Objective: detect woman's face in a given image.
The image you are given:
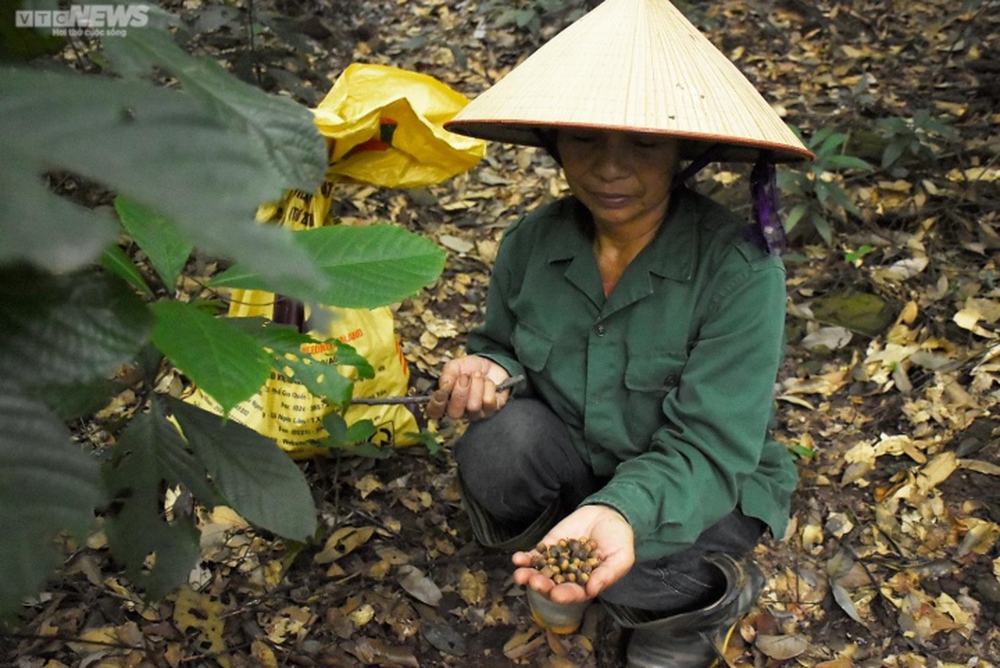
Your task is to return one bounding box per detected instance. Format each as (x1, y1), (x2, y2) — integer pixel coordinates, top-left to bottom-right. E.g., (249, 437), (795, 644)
(556, 129), (680, 233)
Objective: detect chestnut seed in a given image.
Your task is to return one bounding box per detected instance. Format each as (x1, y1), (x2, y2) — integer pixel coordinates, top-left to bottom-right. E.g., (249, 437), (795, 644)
(530, 536), (600, 583)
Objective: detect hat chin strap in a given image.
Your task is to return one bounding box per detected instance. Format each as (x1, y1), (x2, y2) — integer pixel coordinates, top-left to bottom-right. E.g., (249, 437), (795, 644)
(749, 151), (786, 255)
(670, 143), (727, 188)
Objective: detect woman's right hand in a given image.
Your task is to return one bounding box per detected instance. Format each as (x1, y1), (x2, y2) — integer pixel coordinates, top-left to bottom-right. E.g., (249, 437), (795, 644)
(426, 355), (511, 421)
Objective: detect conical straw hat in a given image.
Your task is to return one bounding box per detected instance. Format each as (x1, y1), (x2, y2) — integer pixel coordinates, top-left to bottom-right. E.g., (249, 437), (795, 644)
(446, 0), (812, 163)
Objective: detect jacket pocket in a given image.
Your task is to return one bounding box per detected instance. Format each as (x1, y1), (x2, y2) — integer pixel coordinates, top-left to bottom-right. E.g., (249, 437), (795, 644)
(512, 324), (553, 372)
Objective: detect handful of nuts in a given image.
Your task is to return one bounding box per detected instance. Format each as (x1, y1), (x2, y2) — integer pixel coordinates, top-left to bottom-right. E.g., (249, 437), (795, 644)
(530, 538), (600, 585)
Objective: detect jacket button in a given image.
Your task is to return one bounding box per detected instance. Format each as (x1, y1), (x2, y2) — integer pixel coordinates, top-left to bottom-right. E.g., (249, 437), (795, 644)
(594, 324), (606, 337)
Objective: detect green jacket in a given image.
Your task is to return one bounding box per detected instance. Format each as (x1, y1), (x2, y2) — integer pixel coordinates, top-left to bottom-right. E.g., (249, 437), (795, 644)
(466, 189), (799, 561)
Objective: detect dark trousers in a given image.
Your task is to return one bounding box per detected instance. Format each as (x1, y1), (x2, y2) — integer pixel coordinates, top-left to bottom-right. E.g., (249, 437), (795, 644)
(454, 398), (765, 613)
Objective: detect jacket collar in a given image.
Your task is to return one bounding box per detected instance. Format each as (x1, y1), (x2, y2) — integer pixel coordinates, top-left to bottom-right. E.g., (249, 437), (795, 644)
(546, 189), (699, 284)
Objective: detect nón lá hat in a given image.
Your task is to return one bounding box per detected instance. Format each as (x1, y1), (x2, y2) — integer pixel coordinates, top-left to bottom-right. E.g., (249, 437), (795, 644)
(445, 0), (813, 164)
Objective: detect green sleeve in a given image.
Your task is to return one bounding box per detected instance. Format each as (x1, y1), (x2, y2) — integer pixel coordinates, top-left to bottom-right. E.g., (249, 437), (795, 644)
(464, 220), (527, 383)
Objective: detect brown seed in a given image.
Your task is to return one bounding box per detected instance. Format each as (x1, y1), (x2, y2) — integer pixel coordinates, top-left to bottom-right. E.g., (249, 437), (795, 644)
(530, 536), (599, 582)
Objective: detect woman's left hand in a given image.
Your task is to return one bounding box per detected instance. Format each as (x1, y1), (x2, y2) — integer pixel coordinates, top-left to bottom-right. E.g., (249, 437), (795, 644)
(512, 504), (635, 604)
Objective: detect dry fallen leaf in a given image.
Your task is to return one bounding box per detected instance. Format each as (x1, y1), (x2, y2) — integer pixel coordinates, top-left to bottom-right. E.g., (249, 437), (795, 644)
(396, 565), (442, 606)
(755, 633), (809, 660)
(504, 628), (546, 661)
(345, 637), (420, 668)
(314, 526), (376, 565)
(458, 568), (488, 606)
(172, 587), (231, 668)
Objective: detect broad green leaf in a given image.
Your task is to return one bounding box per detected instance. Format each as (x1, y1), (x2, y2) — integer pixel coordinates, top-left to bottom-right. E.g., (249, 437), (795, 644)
(0, 67), (330, 298)
(102, 403), (207, 599)
(0, 2), (64, 63)
(0, 149), (118, 272)
(0, 266), (152, 388)
(169, 399), (317, 541)
(322, 412), (378, 446)
(226, 319), (374, 406)
(149, 301), (271, 414)
(0, 379), (103, 617)
(114, 196), (193, 290)
(101, 244), (155, 298)
(212, 225), (447, 308)
(271, 354), (354, 408)
(227, 317), (375, 380)
(101, 24), (326, 188)
(321, 413), (386, 458)
(33, 378), (121, 421)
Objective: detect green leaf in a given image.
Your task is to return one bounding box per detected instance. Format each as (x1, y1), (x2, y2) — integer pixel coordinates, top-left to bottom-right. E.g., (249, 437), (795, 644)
(409, 430), (444, 456)
(0, 266), (152, 389)
(0, 0), (65, 63)
(881, 140), (907, 169)
(0, 149), (119, 272)
(0, 379), (103, 617)
(824, 154), (873, 171)
(0, 67), (328, 295)
(226, 319), (374, 405)
(149, 301), (272, 414)
(169, 399), (317, 541)
(101, 244), (155, 298)
(783, 204), (809, 233)
(33, 379), (121, 421)
(114, 196), (193, 290)
(322, 412), (378, 447)
(100, 24), (326, 189)
(274, 355), (354, 408)
(321, 413), (387, 458)
(228, 316), (375, 379)
(812, 213), (834, 246)
(212, 225), (447, 308)
(102, 402), (206, 599)
(787, 443), (815, 459)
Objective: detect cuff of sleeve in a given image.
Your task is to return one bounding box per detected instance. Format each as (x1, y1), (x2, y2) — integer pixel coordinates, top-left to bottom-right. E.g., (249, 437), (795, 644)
(582, 483), (657, 540)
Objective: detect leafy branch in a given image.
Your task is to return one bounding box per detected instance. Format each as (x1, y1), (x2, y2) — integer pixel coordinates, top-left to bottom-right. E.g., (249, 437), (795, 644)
(0, 8), (444, 616)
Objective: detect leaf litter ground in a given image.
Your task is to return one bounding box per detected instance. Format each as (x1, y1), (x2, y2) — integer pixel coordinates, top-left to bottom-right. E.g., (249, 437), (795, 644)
(4, 0), (1000, 666)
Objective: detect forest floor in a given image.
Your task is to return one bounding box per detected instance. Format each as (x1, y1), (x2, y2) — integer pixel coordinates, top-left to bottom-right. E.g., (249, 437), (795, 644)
(3, 0), (1000, 667)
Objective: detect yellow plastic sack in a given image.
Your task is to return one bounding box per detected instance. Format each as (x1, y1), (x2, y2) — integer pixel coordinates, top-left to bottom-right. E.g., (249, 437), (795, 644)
(187, 185), (421, 458)
(185, 65), (485, 457)
(188, 296), (418, 459)
(313, 63), (486, 188)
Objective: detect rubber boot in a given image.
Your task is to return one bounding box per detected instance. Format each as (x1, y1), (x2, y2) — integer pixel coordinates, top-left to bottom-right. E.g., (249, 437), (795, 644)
(604, 553), (764, 668)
